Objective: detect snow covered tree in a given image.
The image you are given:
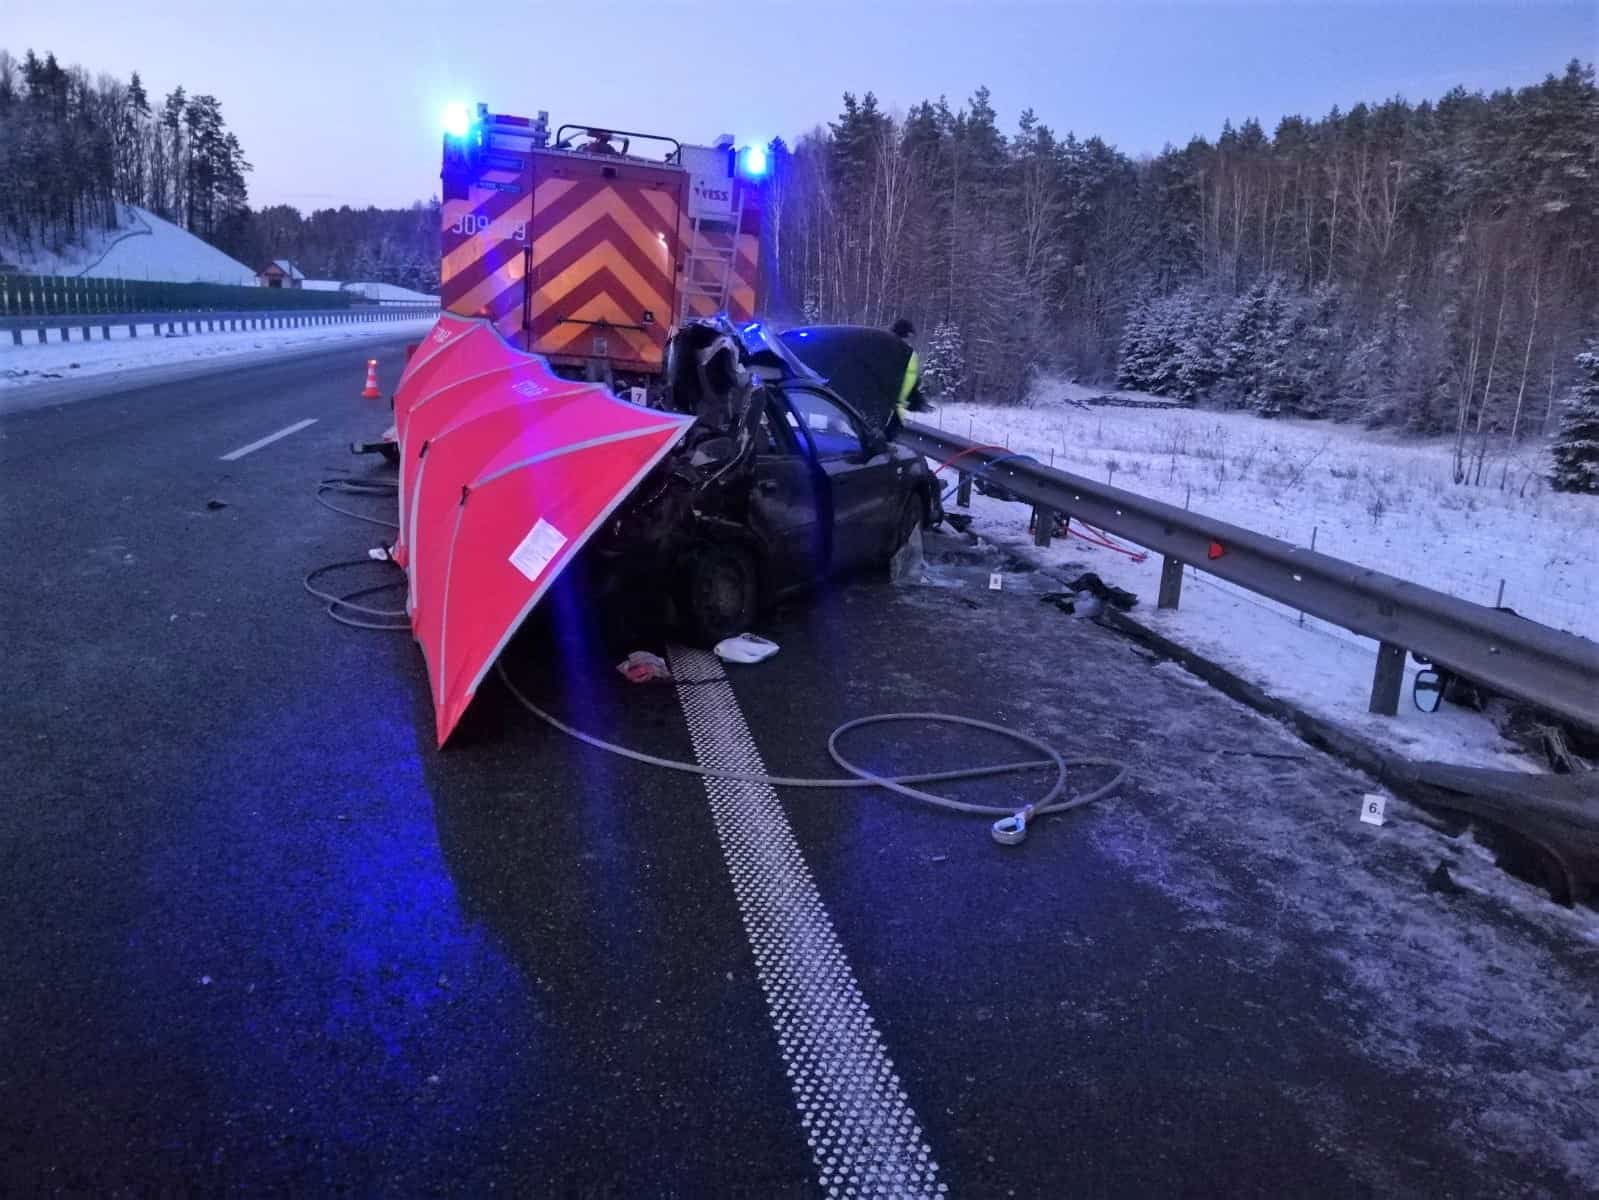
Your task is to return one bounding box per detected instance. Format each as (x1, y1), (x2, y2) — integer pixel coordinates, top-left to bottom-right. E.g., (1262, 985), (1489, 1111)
(1172, 287), (1225, 403)
(1220, 280), (1273, 409)
(1115, 298), (1159, 390)
(1549, 348), (1599, 493)
(921, 319), (966, 399)
(1136, 292), (1186, 397)
(1257, 283), (1310, 416)
(1277, 283), (1343, 417)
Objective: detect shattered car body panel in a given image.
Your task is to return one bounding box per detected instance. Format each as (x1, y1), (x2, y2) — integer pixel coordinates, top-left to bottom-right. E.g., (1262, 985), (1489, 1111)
(587, 321), (943, 636)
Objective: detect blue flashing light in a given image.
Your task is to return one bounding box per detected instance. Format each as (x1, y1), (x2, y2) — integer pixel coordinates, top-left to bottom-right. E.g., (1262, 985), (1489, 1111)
(738, 143), (769, 179)
(441, 101), (473, 140)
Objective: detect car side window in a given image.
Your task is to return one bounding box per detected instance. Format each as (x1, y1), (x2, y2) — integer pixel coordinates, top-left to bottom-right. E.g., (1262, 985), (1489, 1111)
(756, 392), (801, 455)
(783, 387), (863, 460)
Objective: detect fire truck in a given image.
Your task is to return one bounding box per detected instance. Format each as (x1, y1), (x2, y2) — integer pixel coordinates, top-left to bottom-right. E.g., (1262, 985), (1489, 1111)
(438, 101), (767, 397)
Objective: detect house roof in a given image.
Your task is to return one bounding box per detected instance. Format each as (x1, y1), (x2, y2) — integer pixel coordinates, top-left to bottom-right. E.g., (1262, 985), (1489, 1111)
(263, 259), (306, 280)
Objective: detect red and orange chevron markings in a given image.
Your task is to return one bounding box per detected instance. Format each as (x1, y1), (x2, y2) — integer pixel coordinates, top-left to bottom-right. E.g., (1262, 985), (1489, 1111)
(527, 171), (683, 369)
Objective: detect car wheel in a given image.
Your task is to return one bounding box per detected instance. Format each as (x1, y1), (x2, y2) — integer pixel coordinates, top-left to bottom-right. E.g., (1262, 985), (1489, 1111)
(680, 542), (759, 646)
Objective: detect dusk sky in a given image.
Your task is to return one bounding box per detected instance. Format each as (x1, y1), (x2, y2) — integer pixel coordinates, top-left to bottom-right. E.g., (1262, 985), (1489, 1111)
(9, 1), (1595, 211)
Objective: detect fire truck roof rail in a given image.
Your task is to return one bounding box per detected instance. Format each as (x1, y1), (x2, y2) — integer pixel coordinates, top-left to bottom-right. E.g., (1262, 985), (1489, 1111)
(554, 124), (682, 163)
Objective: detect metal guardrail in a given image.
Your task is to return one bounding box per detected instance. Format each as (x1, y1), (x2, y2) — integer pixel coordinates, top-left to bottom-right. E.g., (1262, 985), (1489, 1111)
(897, 421), (1599, 733)
(1, 304), (439, 346)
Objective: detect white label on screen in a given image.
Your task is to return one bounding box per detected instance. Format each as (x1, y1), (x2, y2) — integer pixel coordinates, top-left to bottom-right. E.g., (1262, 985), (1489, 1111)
(508, 518), (568, 583)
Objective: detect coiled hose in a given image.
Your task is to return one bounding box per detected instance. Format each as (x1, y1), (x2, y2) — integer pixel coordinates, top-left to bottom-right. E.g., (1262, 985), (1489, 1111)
(496, 660), (1127, 844)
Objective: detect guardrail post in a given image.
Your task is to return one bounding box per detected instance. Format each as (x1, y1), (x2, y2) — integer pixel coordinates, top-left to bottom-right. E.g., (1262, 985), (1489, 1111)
(128, 321), (137, 338)
(956, 471), (972, 508)
(101, 322), (110, 340)
(1033, 506), (1055, 548)
(1368, 642), (1406, 716)
(1158, 555), (1184, 609)
(9, 329), (20, 346)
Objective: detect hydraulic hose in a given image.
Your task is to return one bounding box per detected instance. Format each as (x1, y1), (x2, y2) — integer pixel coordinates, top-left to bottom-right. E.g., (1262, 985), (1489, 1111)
(315, 476), (400, 529)
(496, 660), (1126, 844)
(304, 559), (408, 630)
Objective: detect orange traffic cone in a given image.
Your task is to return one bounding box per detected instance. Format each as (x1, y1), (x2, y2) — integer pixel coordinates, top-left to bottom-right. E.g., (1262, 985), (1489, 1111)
(361, 359), (382, 399)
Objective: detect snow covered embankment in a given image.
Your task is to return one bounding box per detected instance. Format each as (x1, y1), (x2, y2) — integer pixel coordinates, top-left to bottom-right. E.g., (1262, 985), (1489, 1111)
(1, 203), (258, 284)
(932, 387), (1598, 773)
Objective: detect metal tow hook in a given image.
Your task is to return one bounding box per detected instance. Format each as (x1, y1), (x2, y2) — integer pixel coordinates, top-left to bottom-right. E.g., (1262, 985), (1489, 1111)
(991, 807), (1033, 846)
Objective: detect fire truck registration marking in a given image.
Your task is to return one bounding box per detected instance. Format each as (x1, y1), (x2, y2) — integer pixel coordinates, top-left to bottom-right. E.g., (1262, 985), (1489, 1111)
(449, 213), (527, 241)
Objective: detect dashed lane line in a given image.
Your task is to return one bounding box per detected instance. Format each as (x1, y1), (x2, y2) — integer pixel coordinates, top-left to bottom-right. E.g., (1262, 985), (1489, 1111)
(219, 418), (318, 461)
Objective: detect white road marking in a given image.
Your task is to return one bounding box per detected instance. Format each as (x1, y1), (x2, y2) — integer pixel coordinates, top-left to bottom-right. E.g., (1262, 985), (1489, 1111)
(219, 418), (318, 461)
(667, 645), (945, 1198)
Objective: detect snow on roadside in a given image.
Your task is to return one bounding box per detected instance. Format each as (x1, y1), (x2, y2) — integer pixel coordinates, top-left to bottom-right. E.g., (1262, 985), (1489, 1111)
(938, 389), (1597, 640)
(931, 392), (1599, 772)
(0, 316), (438, 391)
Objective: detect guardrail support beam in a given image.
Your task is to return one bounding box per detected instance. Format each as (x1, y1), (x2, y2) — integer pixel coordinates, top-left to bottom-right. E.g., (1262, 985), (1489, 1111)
(1033, 507), (1055, 548)
(1369, 641), (1406, 716)
(1158, 555), (1184, 610)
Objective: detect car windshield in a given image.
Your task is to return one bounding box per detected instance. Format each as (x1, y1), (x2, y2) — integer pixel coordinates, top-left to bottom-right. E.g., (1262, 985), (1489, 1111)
(732, 321), (825, 386)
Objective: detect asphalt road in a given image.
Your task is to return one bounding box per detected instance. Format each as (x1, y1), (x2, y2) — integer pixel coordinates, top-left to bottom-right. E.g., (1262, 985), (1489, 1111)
(2, 340), (1595, 1195)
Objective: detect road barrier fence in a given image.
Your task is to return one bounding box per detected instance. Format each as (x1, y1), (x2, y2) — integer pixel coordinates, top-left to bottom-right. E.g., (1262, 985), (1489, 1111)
(1, 303), (440, 346)
(897, 421), (1599, 734)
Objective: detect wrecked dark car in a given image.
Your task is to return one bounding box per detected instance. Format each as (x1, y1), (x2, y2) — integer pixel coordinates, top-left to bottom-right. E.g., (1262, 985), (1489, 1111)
(584, 320), (943, 642)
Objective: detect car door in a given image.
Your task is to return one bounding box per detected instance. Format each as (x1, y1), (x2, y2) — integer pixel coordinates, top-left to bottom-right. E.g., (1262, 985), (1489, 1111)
(779, 384), (899, 572)
(749, 390), (827, 590)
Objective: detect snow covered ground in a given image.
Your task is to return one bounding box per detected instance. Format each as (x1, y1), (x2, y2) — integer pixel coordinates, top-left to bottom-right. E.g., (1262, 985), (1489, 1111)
(0, 204), (258, 284)
(0, 315), (437, 399)
(929, 382), (1599, 771)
